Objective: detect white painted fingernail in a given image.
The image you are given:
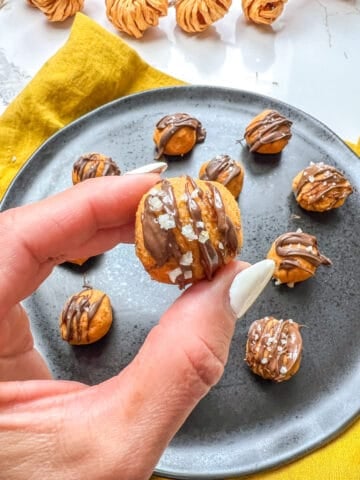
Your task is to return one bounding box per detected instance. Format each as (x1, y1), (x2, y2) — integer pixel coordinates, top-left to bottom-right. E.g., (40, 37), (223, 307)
(229, 259), (275, 319)
(125, 162), (168, 175)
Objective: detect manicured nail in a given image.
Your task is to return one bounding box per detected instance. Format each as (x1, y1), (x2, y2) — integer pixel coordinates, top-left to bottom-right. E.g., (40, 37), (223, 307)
(229, 259), (275, 319)
(125, 162), (168, 175)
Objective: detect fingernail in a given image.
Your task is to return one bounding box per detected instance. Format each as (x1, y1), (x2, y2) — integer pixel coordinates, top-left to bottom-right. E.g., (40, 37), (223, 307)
(229, 259), (275, 319)
(125, 162), (168, 175)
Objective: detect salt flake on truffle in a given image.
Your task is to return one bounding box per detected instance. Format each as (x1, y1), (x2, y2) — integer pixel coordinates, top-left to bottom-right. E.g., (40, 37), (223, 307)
(148, 196), (163, 211)
(198, 230), (210, 243)
(158, 214), (176, 230)
(180, 252), (193, 266)
(181, 224), (198, 240)
(168, 268), (182, 283)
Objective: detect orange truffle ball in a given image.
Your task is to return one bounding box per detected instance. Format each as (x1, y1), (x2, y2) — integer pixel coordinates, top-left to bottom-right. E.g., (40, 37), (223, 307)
(244, 109), (292, 154)
(153, 113), (206, 159)
(72, 153), (121, 185)
(245, 316), (303, 382)
(266, 230), (331, 287)
(135, 176), (242, 288)
(199, 154), (244, 198)
(59, 288), (113, 345)
(292, 162), (353, 212)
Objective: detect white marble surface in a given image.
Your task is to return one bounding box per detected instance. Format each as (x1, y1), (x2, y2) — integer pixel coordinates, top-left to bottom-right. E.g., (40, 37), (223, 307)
(0, 0), (360, 141)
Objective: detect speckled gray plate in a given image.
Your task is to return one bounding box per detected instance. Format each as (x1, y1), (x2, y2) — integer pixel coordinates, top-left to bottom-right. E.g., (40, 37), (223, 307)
(1, 86), (359, 479)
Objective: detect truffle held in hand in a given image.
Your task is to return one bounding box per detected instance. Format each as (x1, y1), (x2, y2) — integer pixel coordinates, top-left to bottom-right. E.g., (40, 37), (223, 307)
(292, 162), (353, 212)
(72, 153), (121, 185)
(28, 0), (84, 21)
(153, 113), (206, 159)
(60, 288), (113, 345)
(199, 154), (244, 198)
(244, 109), (292, 154)
(267, 230), (331, 287)
(135, 176), (242, 288)
(245, 316), (303, 382)
(242, 0), (287, 25)
(175, 0), (232, 33)
(105, 0), (168, 39)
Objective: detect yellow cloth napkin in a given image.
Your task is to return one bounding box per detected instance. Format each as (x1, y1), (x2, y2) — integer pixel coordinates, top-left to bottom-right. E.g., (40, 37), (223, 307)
(0, 13), (184, 198)
(346, 138), (360, 156)
(0, 12), (359, 480)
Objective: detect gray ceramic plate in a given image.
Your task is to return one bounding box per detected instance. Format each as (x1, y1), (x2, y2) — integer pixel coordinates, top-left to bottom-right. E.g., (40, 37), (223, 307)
(1, 86), (359, 479)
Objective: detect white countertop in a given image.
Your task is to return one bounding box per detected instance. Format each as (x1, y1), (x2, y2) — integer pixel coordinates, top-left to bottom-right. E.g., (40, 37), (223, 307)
(1, 0), (360, 142)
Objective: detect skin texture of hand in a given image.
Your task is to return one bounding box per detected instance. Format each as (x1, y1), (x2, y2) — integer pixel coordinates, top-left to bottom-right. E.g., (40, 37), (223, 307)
(0, 174), (249, 480)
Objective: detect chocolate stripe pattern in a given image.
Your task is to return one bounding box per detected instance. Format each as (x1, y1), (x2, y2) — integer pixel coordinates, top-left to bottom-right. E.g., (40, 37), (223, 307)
(141, 177), (239, 287)
(60, 289), (106, 343)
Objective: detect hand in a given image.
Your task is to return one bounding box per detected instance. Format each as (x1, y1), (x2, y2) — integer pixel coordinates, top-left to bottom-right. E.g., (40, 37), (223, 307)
(0, 173), (273, 480)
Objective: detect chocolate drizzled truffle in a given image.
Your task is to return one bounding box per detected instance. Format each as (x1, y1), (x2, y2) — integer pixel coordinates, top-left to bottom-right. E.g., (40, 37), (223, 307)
(135, 176), (242, 288)
(59, 288), (113, 345)
(245, 316), (303, 382)
(199, 154), (245, 198)
(244, 109), (292, 154)
(72, 153), (121, 185)
(267, 230), (331, 286)
(153, 113), (206, 159)
(292, 162), (353, 212)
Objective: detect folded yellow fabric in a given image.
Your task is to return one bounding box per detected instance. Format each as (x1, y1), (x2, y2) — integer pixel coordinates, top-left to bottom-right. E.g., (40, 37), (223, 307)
(346, 138), (360, 156)
(0, 12), (358, 480)
(0, 13), (184, 199)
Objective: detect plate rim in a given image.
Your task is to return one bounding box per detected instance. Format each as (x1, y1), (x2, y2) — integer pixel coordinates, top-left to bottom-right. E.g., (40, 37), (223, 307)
(2, 85), (359, 479)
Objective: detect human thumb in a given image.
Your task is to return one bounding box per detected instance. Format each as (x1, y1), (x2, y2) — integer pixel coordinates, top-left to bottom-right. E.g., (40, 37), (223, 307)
(87, 259), (275, 479)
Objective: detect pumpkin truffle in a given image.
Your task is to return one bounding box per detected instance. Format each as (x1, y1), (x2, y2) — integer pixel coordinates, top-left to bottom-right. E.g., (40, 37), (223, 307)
(245, 316), (303, 382)
(72, 153), (121, 185)
(199, 154), (244, 198)
(267, 230), (331, 287)
(292, 162), (353, 212)
(60, 288), (113, 345)
(135, 176), (242, 288)
(153, 113), (206, 159)
(244, 109), (292, 154)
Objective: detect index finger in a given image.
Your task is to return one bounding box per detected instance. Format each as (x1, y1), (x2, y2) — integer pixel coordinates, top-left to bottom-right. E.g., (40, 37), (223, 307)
(0, 174), (158, 315)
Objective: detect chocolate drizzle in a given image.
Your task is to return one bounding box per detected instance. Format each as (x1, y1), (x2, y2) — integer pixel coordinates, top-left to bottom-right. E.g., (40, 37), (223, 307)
(295, 163), (353, 208)
(142, 180), (182, 267)
(200, 155), (242, 185)
(185, 178), (222, 280)
(245, 110), (292, 152)
(275, 231), (331, 273)
(206, 182), (239, 255)
(60, 289), (105, 343)
(141, 176), (239, 287)
(73, 153), (120, 181)
(155, 113), (206, 159)
(246, 317), (303, 382)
